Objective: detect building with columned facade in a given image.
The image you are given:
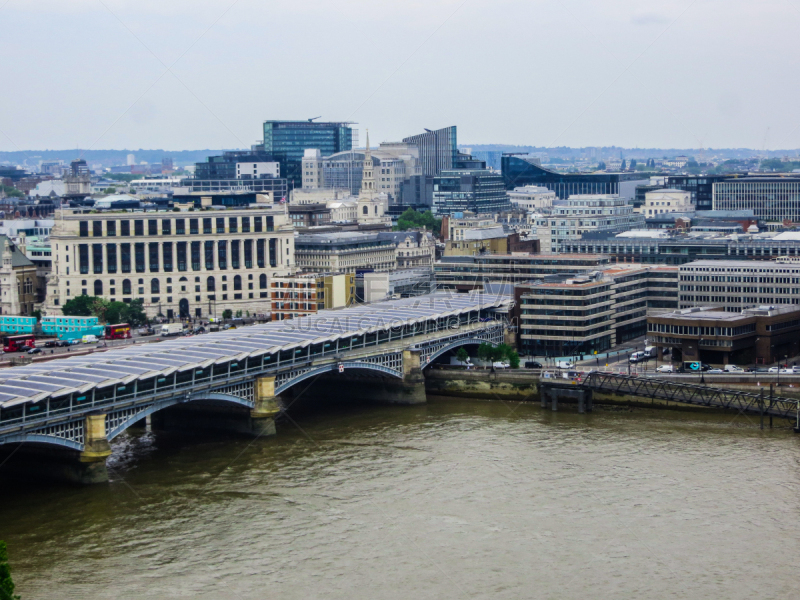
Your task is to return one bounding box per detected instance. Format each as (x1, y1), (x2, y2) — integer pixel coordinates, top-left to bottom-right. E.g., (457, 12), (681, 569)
(43, 206), (295, 320)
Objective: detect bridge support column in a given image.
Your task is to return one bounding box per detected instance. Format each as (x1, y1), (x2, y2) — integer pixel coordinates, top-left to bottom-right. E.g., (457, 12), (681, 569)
(504, 329), (517, 349)
(551, 390), (558, 412)
(396, 349), (427, 405)
(251, 377), (281, 437)
(76, 413), (112, 484)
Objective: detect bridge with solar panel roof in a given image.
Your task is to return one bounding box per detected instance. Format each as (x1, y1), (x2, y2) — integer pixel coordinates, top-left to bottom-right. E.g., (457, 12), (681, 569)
(0, 292), (511, 483)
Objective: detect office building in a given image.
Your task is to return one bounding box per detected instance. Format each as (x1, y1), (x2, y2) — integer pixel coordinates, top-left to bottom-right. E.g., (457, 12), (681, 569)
(713, 177), (800, 223)
(402, 126), (458, 176)
(377, 230), (436, 269)
(294, 231), (397, 273)
(513, 264), (680, 357)
(534, 195), (645, 252)
(269, 272), (355, 320)
(185, 148), (288, 202)
(508, 186), (556, 212)
(647, 304), (800, 365)
(441, 213), (497, 241)
(677, 258), (800, 313)
(0, 235), (40, 316)
(43, 206), (295, 320)
(263, 120), (355, 188)
(434, 253), (612, 291)
(642, 189), (693, 217)
(666, 174), (732, 211)
(432, 169), (511, 216)
(360, 268), (434, 303)
(501, 155), (648, 200)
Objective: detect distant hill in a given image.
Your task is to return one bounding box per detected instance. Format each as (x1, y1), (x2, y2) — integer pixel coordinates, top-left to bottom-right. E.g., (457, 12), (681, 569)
(461, 145), (800, 160)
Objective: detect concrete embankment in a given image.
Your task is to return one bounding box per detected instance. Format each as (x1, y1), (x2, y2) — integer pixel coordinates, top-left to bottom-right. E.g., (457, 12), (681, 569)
(424, 369), (800, 413)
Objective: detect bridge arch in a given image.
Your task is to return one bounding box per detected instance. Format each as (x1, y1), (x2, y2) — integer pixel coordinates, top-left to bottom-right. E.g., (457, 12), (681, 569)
(421, 337), (498, 369)
(275, 361), (404, 395)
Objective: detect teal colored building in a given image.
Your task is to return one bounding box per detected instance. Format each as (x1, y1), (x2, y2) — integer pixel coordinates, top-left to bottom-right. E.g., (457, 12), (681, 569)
(41, 316), (104, 341)
(0, 316), (37, 335)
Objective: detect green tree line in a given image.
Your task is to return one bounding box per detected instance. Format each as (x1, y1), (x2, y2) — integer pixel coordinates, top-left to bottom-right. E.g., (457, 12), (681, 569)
(61, 296), (148, 326)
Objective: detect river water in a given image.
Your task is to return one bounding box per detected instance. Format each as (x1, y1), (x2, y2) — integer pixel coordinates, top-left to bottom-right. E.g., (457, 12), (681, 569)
(2, 398), (800, 599)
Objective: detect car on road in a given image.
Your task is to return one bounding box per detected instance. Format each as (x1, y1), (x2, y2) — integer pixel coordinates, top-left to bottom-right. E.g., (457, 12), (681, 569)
(524, 360), (543, 369)
(56, 340), (70, 347)
(767, 367), (792, 373)
(44, 340), (59, 348)
(707, 368), (725, 374)
(556, 361), (574, 369)
(27, 347), (42, 355)
(69, 339), (80, 345)
(656, 364), (674, 373)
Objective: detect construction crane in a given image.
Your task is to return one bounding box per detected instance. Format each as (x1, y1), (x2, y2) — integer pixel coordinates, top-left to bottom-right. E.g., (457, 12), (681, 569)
(308, 116), (321, 122)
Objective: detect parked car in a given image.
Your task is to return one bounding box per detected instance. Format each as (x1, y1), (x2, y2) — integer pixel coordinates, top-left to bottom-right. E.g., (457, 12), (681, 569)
(44, 340), (59, 348)
(27, 347), (42, 355)
(56, 340), (71, 347)
(656, 364), (674, 373)
(69, 339), (81, 345)
(524, 360), (543, 369)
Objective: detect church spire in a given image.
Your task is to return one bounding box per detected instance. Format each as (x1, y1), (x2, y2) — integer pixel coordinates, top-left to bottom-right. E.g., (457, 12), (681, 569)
(359, 128), (376, 199)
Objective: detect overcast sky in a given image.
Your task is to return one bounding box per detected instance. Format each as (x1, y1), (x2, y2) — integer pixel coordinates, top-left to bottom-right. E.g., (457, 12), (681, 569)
(1, 0), (798, 152)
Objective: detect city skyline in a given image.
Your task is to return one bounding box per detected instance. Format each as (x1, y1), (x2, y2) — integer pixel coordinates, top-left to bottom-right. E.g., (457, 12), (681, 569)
(2, 1), (800, 152)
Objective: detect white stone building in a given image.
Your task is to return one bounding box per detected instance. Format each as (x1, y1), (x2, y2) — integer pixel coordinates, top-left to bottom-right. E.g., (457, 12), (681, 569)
(43, 205), (295, 320)
(508, 185), (556, 212)
(644, 189), (693, 217)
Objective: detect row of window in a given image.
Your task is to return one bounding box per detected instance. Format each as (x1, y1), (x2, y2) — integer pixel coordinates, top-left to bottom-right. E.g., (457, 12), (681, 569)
(77, 240), (279, 274)
(86, 274), (270, 296)
(78, 216), (275, 237)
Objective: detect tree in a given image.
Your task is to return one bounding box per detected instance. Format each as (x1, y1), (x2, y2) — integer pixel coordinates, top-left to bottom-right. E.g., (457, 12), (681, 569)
(103, 187), (117, 195)
(455, 347), (469, 365)
(103, 301), (128, 325)
(126, 299), (148, 327)
(31, 309), (41, 322)
(621, 159), (627, 170)
(395, 208), (441, 233)
(222, 309), (233, 320)
(477, 342), (519, 369)
(597, 161), (606, 170)
(630, 159), (637, 169)
(62, 295), (98, 316)
(91, 298), (110, 323)
(0, 541), (20, 600)
(0, 185), (24, 199)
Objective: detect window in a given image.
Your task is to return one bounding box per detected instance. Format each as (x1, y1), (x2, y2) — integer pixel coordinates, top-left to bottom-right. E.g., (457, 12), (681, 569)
(93, 221), (102, 237)
(231, 240), (240, 269)
(242, 217), (250, 233)
(120, 220), (130, 236)
(229, 217), (238, 233)
(204, 241), (214, 270)
(120, 243), (131, 273)
(92, 244), (103, 274)
(134, 220), (144, 236)
(207, 276), (216, 292)
(257, 239), (265, 268)
(107, 244), (117, 274)
(163, 242), (173, 272)
(259, 274), (267, 289)
(79, 244), (89, 274)
(254, 216), (263, 233)
(122, 279), (131, 295)
(148, 242), (159, 272)
(191, 241), (201, 271)
(216, 217), (225, 234)
(161, 219), (171, 235)
(177, 242), (187, 271)
(218, 240), (227, 269)
(203, 218), (212, 234)
(107, 221), (116, 237)
(363, 206), (368, 215)
(135, 243), (145, 273)
(79, 221), (89, 237)
(151, 279), (159, 294)
(176, 219), (185, 235)
(233, 275), (242, 291)
(148, 220), (158, 236)
(189, 218), (199, 234)
(244, 240), (253, 268)
(94, 280), (103, 295)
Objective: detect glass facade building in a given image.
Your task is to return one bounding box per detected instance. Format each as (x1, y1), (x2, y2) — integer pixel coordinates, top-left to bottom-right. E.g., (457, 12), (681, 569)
(432, 169), (511, 216)
(501, 155), (647, 200)
(666, 174), (731, 211)
(402, 126), (458, 176)
(263, 120), (354, 188)
(713, 178), (800, 222)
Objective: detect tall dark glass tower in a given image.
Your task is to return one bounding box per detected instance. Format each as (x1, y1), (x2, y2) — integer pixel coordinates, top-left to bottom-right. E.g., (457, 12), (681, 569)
(402, 126), (458, 177)
(263, 120), (354, 189)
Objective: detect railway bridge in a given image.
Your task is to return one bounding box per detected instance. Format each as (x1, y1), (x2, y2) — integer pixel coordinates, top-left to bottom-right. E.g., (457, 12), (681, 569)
(0, 292), (511, 483)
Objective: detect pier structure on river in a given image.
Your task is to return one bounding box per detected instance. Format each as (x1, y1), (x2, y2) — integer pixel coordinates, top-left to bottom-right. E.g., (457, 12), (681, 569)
(0, 292), (512, 483)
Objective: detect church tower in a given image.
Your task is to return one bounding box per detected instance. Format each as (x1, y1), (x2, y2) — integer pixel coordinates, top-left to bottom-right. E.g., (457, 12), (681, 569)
(359, 129), (376, 199)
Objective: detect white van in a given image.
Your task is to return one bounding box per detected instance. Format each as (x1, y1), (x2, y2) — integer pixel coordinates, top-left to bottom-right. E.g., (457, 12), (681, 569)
(629, 351), (646, 363)
(82, 334), (98, 344)
(724, 365), (744, 373)
(556, 360), (574, 369)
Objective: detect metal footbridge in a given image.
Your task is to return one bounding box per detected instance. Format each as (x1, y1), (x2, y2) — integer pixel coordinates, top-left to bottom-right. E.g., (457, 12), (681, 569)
(581, 372), (800, 424)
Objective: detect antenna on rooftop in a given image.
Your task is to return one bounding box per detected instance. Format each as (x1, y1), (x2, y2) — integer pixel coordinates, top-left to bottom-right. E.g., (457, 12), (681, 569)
(308, 116), (321, 122)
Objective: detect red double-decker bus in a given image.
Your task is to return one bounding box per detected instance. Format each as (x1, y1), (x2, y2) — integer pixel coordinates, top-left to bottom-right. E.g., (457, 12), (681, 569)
(104, 323), (132, 340)
(3, 334), (35, 352)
